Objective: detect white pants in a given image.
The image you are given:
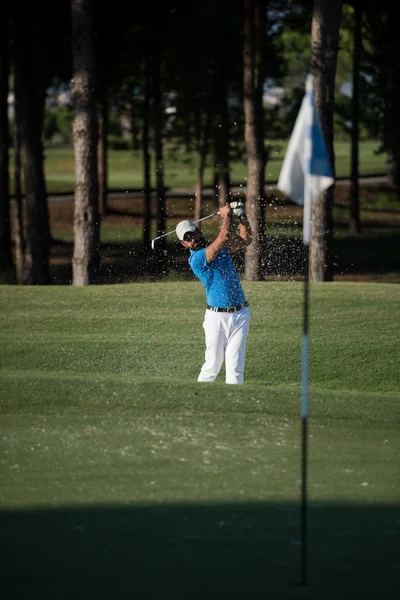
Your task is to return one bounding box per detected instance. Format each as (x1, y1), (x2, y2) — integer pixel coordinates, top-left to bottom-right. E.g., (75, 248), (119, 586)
(197, 307), (250, 385)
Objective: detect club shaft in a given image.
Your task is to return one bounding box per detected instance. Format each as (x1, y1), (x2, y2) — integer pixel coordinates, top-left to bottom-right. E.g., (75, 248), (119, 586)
(151, 212), (218, 246)
(194, 212), (218, 224)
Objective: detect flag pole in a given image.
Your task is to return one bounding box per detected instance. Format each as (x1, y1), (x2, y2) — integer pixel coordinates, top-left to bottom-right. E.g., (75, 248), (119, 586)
(300, 230), (310, 587)
(299, 74), (314, 587)
(276, 72), (335, 587)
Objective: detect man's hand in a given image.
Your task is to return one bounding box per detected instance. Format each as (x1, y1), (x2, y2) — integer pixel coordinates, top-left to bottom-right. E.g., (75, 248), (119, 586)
(225, 201), (252, 254)
(230, 200), (245, 218)
(219, 203), (232, 218)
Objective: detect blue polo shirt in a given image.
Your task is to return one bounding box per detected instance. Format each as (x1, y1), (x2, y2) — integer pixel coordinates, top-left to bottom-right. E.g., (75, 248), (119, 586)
(189, 247), (246, 308)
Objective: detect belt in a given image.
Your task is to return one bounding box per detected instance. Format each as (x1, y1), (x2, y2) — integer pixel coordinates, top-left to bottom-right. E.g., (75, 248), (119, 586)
(207, 301), (249, 313)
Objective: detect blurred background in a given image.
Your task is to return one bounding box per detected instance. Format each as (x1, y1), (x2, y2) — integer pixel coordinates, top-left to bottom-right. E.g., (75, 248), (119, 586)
(0, 0), (399, 285)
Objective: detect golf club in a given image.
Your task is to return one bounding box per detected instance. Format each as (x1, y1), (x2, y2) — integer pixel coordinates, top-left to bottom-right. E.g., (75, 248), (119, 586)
(151, 212), (219, 250)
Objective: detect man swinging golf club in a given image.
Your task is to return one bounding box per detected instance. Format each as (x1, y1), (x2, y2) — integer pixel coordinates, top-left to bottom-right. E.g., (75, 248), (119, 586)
(176, 201), (252, 384)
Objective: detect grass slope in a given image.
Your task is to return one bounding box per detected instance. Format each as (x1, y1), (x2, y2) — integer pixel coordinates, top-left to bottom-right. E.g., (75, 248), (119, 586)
(1, 282), (399, 598)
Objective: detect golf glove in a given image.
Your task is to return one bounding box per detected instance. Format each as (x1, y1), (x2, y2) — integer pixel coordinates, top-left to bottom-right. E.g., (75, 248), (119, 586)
(230, 200), (246, 218)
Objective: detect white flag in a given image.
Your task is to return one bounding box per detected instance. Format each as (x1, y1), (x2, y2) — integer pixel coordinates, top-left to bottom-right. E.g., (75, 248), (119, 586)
(277, 75), (335, 243)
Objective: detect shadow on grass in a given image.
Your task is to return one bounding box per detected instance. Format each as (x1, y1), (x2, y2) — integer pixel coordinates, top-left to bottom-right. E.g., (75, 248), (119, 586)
(1, 501), (398, 599)
(334, 228), (400, 277)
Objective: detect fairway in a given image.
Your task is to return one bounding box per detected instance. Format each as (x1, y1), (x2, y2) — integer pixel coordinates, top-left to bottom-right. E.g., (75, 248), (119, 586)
(9, 139), (387, 194)
(1, 282), (399, 598)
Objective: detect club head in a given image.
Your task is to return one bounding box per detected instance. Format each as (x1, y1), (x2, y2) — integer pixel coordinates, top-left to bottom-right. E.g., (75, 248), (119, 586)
(151, 239), (155, 250)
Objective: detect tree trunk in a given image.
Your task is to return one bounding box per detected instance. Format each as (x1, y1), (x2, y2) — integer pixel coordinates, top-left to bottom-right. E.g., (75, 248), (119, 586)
(142, 58), (151, 247)
(131, 97), (140, 152)
(193, 103), (212, 225)
(218, 171), (230, 208)
(14, 1), (51, 285)
(213, 165), (219, 210)
(215, 76), (230, 207)
(97, 89), (108, 216)
(153, 52), (166, 246)
(121, 99), (132, 140)
(310, 0), (342, 282)
(193, 111), (203, 224)
(243, 0), (266, 281)
(387, 153), (400, 190)
(71, 0), (100, 286)
(194, 134), (209, 225)
(194, 154), (205, 224)
(13, 93), (25, 284)
(0, 0), (11, 272)
(384, 5), (400, 190)
(349, 2), (362, 234)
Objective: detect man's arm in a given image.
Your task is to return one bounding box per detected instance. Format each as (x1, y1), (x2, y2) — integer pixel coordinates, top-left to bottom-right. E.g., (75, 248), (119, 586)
(205, 204), (232, 263)
(226, 207), (252, 254)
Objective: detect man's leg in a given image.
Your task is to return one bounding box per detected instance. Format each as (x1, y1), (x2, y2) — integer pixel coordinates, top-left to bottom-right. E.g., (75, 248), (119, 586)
(197, 311), (227, 382)
(225, 307), (250, 384)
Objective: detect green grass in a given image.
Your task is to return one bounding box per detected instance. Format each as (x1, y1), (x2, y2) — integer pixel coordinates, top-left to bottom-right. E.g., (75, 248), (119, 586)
(0, 282), (399, 598)
(9, 139), (387, 194)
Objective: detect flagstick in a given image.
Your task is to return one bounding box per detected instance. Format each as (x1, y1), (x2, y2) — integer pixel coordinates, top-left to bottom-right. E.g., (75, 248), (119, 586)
(300, 167), (312, 587)
(277, 72), (335, 588)
(300, 243), (310, 587)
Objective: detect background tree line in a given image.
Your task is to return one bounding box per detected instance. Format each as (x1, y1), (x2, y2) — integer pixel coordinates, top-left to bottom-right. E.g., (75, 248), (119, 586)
(0, 0), (398, 285)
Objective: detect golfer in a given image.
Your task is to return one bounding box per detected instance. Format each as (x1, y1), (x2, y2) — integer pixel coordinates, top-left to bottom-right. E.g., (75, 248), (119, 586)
(176, 202), (252, 384)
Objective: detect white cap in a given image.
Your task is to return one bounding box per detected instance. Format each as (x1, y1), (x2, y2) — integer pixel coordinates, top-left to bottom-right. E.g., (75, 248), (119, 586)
(176, 220), (196, 241)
